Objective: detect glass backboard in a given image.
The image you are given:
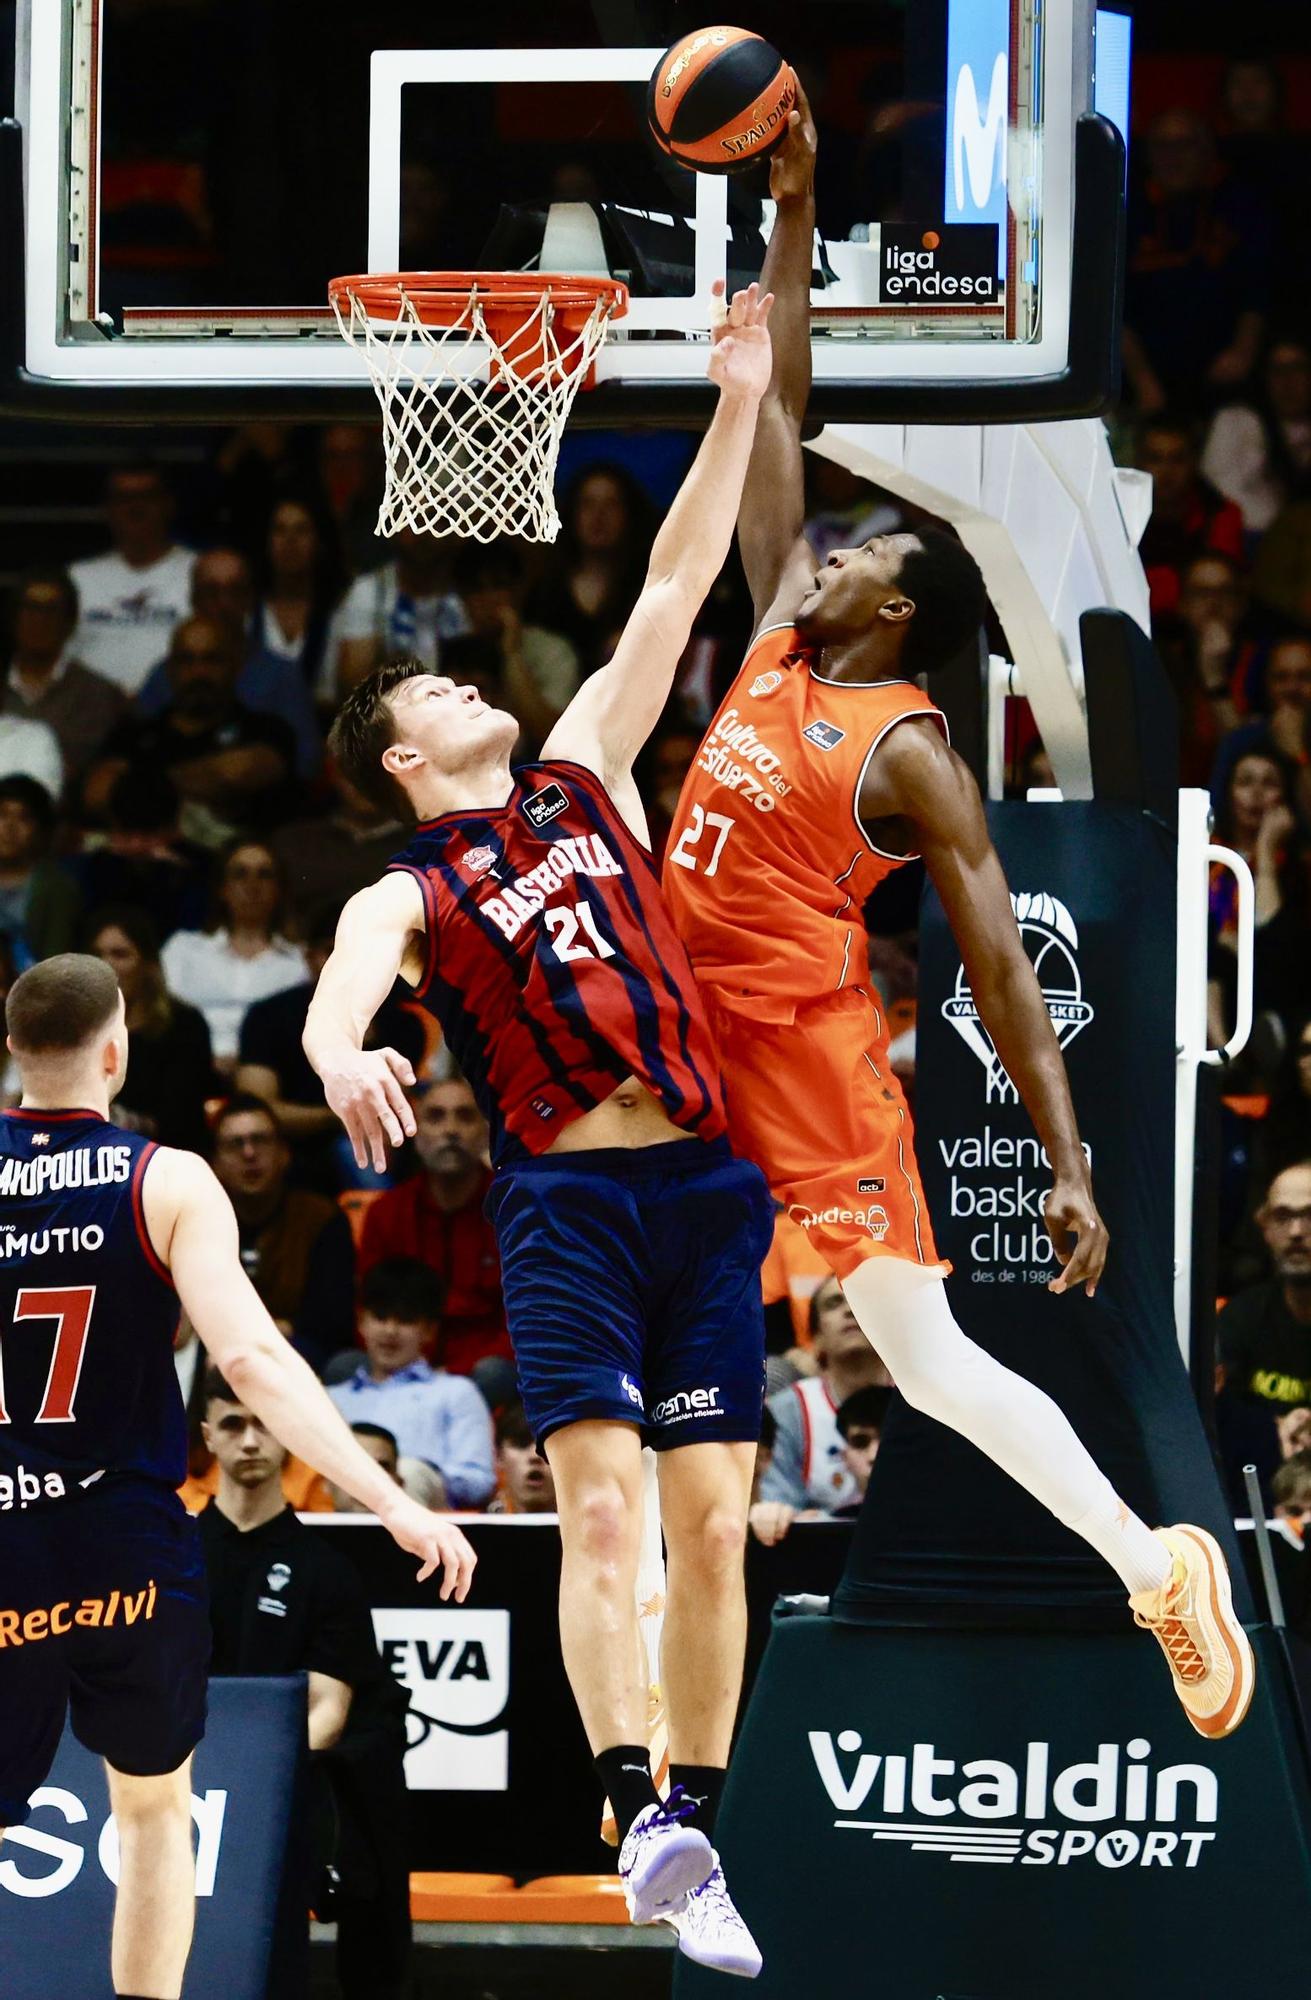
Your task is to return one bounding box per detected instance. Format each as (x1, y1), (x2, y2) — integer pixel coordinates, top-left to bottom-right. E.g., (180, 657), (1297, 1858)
(5, 0), (1125, 423)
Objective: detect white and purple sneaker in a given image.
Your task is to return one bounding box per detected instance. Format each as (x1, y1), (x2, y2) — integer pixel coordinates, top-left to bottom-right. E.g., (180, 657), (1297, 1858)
(662, 1854), (763, 1979)
(618, 1794), (714, 1926)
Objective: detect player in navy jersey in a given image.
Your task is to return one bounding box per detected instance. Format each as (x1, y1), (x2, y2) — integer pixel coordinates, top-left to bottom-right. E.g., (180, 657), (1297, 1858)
(0, 954), (474, 2000)
(306, 286), (774, 1976)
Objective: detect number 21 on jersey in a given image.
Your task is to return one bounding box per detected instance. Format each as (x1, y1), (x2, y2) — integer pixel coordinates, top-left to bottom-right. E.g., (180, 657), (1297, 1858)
(669, 805), (735, 877)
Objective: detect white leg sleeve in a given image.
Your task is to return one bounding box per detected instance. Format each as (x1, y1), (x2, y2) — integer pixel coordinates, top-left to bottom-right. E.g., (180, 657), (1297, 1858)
(841, 1258), (1170, 1596)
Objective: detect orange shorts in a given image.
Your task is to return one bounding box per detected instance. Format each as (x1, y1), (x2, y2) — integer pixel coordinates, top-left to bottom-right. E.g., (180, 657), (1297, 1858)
(701, 983), (947, 1281)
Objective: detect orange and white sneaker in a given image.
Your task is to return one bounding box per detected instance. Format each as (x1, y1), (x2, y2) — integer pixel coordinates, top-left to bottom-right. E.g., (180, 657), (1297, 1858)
(1128, 1525), (1256, 1740)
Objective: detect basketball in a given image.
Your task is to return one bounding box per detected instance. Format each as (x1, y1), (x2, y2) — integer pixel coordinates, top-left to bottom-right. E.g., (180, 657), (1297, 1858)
(647, 26), (796, 175)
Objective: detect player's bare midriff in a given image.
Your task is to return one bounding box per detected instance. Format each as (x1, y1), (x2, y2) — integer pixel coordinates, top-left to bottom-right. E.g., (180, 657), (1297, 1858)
(544, 1076), (691, 1154)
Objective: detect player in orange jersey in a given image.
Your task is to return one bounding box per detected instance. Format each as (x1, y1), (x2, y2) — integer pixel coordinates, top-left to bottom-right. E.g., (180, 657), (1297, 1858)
(663, 91), (1254, 1741)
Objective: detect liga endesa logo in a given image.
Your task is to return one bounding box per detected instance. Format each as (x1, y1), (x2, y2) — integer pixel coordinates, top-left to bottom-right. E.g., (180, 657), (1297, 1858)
(942, 891), (1094, 1102)
(809, 1731), (1218, 1870)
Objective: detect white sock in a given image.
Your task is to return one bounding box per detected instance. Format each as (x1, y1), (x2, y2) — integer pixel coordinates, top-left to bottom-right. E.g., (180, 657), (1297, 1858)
(841, 1259), (1171, 1598)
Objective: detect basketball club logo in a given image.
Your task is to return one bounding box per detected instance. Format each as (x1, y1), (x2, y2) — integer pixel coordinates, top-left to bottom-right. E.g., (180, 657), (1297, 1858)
(462, 845), (497, 877)
(942, 891), (1094, 1102)
(749, 669), (784, 698)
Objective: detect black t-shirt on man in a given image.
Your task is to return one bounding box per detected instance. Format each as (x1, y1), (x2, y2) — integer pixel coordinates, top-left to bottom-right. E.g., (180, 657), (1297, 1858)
(197, 1502), (407, 1736)
(1218, 1282), (1311, 1409)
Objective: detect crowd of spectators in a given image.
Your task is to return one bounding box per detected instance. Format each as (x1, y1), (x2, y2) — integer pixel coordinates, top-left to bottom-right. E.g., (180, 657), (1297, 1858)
(3, 52), (1311, 1555)
(1111, 64), (1311, 1523)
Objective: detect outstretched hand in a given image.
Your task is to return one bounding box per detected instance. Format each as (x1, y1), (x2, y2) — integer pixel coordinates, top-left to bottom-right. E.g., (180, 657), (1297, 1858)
(706, 281), (774, 402)
(769, 76), (817, 202)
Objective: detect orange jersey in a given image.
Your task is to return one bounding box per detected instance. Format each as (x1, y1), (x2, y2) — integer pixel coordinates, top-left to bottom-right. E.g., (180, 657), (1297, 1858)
(663, 624), (947, 1019)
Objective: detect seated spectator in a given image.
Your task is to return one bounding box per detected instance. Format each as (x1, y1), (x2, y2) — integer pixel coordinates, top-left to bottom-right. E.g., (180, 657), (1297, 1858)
(86, 615), (297, 849)
(1202, 338), (1311, 536)
(831, 1385), (892, 1518)
(455, 546), (581, 747)
(161, 838), (309, 1066)
(524, 463), (655, 679)
(1273, 1451), (1311, 1537)
(1255, 1019), (1311, 1185)
(1137, 415), (1245, 621)
(135, 547), (322, 781)
(1217, 58), (1311, 331)
(90, 904), (218, 1153)
(0, 776), (82, 968)
(328, 1259), (496, 1509)
(69, 461), (195, 695)
(71, 764), (210, 938)
(357, 1075), (510, 1388)
(751, 1275), (891, 1543)
(196, 1369), (412, 2000)
(314, 423), (386, 578)
(255, 493), (346, 698)
(2, 568), (126, 790)
(271, 758), (406, 915)
(0, 713), (63, 796)
(1218, 1164), (1311, 1474)
(321, 1432), (403, 1504)
(1152, 554), (1250, 784)
(237, 903), (425, 1183)
(487, 1404), (558, 1515)
(210, 1092), (354, 1358)
(1208, 750), (1311, 1043)
(1251, 494), (1311, 632)
(209, 423), (301, 557)
(1209, 633), (1311, 806)
(1122, 109), (1269, 417)
(324, 525), (468, 700)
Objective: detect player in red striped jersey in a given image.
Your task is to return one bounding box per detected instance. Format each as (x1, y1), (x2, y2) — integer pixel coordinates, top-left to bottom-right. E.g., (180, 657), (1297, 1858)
(306, 288), (774, 1975)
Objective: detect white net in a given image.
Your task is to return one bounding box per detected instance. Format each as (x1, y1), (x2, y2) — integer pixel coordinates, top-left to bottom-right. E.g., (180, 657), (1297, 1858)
(332, 279), (624, 544)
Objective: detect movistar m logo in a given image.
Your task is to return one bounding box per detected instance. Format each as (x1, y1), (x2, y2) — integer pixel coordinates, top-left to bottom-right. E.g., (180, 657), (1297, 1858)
(952, 54), (1007, 213)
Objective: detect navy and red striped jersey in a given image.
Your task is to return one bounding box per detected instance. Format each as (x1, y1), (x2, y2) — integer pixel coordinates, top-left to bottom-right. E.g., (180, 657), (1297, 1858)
(388, 760), (728, 1163)
(0, 1110), (185, 1509)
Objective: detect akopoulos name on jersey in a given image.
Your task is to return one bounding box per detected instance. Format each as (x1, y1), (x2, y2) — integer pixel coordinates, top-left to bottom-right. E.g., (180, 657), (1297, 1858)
(0, 1111), (185, 1503)
(0, 1144), (132, 1200)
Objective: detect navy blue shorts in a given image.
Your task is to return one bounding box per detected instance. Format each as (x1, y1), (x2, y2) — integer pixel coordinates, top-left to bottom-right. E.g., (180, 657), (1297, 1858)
(488, 1136), (772, 1451)
(0, 1477), (210, 1826)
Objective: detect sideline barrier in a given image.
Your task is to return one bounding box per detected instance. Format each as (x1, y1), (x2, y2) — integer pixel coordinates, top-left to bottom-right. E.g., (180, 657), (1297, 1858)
(676, 1615), (1311, 1998)
(0, 1677), (308, 2000)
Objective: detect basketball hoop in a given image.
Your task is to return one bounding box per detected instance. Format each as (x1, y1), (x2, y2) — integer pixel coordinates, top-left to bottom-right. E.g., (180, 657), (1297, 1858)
(329, 272), (629, 544)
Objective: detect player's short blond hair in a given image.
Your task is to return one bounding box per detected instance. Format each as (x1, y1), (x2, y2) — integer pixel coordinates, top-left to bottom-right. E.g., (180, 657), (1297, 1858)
(6, 953), (120, 1055)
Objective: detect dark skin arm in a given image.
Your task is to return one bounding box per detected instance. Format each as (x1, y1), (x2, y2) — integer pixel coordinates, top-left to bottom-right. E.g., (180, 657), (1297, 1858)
(738, 85), (820, 632)
(860, 720), (1108, 1297)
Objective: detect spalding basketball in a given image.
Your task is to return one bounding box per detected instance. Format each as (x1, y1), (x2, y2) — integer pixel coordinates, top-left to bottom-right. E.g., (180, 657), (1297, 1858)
(647, 26), (795, 175)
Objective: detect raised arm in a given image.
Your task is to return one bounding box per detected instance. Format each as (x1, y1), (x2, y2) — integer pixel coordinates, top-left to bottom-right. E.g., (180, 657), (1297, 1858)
(542, 284), (772, 803)
(859, 722), (1108, 1298)
(143, 1148), (476, 1598)
(739, 88), (820, 632)
(302, 870), (426, 1171)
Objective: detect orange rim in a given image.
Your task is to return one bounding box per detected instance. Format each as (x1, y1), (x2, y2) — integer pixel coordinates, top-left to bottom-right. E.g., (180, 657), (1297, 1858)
(328, 270), (629, 332)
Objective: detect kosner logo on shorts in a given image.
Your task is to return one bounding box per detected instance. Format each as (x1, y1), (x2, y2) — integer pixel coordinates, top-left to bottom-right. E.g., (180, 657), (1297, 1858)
(809, 1730), (1217, 1870)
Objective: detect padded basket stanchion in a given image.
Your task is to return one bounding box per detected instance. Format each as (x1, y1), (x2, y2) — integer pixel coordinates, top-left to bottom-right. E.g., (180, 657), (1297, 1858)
(329, 272), (628, 544)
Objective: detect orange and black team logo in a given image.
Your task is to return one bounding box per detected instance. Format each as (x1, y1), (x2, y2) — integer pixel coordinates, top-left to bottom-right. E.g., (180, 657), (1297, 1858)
(0, 1581), (157, 1647)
